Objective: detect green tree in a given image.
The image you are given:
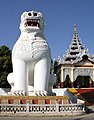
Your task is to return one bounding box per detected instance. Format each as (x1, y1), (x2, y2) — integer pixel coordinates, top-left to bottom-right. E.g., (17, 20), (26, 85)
(0, 45), (12, 88)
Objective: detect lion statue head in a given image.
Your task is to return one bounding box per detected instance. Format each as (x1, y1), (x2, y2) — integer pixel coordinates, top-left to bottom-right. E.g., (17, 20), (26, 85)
(19, 10), (44, 33)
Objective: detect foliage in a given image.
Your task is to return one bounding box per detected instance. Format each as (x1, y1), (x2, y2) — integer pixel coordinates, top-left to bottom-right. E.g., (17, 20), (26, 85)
(0, 45), (12, 88)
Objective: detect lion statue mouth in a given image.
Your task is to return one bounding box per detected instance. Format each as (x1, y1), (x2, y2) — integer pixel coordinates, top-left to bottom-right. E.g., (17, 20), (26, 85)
(25, 19), (40, 28)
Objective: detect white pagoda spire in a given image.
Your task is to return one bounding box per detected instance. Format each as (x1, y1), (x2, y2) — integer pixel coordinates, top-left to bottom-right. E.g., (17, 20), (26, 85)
(62, 24), (87, 64)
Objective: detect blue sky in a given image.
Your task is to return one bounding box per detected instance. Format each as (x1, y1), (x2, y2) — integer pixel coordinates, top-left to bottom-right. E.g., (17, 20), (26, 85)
(0, 0), (94, 59)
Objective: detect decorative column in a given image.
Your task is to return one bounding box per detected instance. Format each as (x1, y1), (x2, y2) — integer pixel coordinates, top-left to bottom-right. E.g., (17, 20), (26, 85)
(60, 67), (64, 88)
(71, 66), (74, 88)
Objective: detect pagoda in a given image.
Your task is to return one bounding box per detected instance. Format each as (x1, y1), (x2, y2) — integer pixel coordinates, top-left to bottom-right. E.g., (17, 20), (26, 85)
(54, 24), (94, 88)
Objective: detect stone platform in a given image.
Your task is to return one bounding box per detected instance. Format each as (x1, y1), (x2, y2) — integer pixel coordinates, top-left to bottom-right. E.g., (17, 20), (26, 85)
(0, 96), (69, 104)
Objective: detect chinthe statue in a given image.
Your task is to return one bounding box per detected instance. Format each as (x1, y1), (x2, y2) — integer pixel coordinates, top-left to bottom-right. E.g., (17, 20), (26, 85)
(7, 10), (56, 96)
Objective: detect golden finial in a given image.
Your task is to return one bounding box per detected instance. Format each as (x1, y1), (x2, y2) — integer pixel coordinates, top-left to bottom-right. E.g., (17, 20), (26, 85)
(74, 24), (77, 33)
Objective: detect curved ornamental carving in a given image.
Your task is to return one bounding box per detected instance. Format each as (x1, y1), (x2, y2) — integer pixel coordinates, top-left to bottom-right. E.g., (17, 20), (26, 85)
(74, 68), (93, 80)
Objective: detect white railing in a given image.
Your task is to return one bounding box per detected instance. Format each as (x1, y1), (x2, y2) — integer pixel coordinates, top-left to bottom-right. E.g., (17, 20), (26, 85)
(0, 103), (86, 114)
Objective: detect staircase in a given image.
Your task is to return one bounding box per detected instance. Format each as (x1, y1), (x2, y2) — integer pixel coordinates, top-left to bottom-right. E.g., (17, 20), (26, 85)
(69, 88), (94, 106)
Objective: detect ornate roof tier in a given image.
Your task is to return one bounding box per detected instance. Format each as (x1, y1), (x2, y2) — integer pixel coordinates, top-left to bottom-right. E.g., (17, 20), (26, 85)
(57, 24), (94, 65)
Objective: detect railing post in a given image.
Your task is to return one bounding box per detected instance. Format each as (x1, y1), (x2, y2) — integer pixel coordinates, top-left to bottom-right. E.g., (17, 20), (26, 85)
(82, 104), (85, 112)
(56, 101), (59, 112)
(26, 101), (30, 113)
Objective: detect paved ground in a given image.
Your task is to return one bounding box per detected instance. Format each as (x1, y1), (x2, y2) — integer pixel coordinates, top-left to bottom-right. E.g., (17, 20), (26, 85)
(0, 113), (94, 120)
(0, 112), (94, 120)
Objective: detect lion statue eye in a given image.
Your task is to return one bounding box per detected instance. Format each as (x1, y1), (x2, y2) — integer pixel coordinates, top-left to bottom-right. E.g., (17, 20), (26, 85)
(28, 13), (32, 16)
(34, 13), (37, 16)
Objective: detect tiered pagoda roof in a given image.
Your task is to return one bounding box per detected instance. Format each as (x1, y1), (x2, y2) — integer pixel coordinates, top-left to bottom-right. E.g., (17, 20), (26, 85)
(57, 24), (94, 65)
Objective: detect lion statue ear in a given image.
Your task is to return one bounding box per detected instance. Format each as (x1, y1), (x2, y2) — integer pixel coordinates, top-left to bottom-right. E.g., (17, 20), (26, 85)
(19, 11), (27, 31)
(20, 12), (26, 21)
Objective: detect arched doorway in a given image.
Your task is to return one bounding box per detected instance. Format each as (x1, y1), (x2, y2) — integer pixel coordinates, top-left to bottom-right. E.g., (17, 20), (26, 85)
(64, 75), (71, 88)
(74, 75), (92, 88)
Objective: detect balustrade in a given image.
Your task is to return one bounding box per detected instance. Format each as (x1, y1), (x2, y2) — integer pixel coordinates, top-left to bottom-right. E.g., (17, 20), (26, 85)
(0, 103), (85, 114)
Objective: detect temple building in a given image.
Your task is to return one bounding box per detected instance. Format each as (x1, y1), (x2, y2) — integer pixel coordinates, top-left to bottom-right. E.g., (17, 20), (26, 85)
(54, 24), (94, 88)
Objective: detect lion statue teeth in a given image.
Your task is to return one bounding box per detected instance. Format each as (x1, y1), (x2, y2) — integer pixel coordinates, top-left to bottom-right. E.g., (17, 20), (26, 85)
(7, 10), (56, 96)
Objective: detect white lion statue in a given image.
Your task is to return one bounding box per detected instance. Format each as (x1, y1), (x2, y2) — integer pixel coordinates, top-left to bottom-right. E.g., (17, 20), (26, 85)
(7, 10), (56, 96)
